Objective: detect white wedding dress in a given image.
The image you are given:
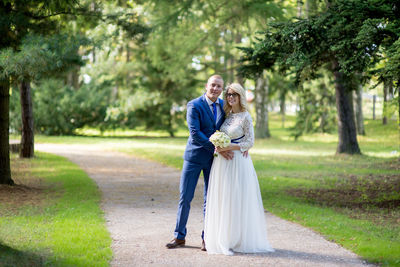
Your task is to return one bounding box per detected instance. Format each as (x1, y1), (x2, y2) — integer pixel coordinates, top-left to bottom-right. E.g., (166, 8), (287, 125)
(204, 111), (274, 255)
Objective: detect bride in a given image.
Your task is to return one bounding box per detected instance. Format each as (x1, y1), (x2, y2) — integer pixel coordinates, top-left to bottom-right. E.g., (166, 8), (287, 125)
(204, 83), (274, 255)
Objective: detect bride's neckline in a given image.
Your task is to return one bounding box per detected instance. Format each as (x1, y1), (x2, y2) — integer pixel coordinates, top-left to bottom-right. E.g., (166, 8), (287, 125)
(230, 111), (246, 115)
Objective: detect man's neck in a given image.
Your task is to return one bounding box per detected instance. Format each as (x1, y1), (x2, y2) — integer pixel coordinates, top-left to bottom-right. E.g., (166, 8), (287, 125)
(205, 94), (218, 103)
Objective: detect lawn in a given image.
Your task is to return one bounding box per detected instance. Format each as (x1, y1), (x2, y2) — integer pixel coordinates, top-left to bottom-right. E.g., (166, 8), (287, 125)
(9, 115), (399, 266)
(1, 152), (112, 266)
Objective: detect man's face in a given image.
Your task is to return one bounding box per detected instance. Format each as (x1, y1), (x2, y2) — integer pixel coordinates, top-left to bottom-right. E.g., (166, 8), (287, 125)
(205, 77), (223, 102)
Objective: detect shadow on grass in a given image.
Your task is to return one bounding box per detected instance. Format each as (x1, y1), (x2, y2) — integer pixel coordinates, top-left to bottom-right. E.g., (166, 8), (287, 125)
(0, 243), (45, 267)
(288, 173), (400, 209)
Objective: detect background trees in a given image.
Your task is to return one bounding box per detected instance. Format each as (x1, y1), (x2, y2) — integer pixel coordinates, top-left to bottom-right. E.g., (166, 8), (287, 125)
(1, 0), (146, 184)
(4, 0), (399, 184)
(239, 0), (399, 154)
(1, 0), (83, 184)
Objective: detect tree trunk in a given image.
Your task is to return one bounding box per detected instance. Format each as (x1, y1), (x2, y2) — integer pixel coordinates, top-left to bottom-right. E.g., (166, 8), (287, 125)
(92, 47), (96, 63)
(19, 79), (34, 158)
(353, 83), (366, 135)
(67, 66), (80, 89)
(167, 112), (175, 138)
(280, 91), (286, 128)
(382, 79), (391, 125)
(254, 73), (271, 138)
(306, 0), (318, 17)
(230, 32), (242, 84)
(126, 43), (130, 62)
(0, 78), (14, 185)
(332, 62), (361, 154)
(228, 55), (234, 85)
(372, 95), (376, 120)
(297, 0), (303, 18)
(398, 81), (400, 127)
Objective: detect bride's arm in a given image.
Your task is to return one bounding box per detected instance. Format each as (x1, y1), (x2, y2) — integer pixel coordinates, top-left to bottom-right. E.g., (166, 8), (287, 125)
(215, 144), (240, 152)
(238, 113), (255, 152)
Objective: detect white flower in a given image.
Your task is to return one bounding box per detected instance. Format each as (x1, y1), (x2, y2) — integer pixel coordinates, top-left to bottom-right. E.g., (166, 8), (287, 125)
(209, 130), (231, 148)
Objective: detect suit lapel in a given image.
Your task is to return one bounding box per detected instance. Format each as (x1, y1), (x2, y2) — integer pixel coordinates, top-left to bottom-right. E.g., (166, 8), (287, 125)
(216, 98), (225, 126)
(219, 98), (225, 118)
(201, 94), (216, 124)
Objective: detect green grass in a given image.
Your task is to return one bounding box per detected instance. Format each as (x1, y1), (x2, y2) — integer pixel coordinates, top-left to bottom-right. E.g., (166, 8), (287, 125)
(1, 152), (112, 266)
(9, 115), (399, 266)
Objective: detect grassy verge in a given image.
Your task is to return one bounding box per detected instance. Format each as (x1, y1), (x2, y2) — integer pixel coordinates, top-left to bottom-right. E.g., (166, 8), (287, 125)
(12, 116), (399, 266)
(0, 152), (112, 266)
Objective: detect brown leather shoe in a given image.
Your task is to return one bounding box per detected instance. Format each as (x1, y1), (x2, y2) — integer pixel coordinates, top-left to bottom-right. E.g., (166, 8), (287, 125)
(201, 240), (206, 251)
(166, 238), (185, 249)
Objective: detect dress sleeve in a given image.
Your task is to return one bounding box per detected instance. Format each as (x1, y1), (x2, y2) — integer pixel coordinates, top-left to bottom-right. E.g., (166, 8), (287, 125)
(239, 112), (254, 152)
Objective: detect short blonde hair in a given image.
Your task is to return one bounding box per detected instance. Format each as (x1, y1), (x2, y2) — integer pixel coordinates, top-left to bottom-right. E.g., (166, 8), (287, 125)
(223, 83), (248, 115)
(207, 75), (223, 84)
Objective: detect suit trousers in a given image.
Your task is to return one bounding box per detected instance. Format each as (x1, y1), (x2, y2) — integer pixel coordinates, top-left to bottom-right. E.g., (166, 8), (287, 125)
(174, 159), (213, 240)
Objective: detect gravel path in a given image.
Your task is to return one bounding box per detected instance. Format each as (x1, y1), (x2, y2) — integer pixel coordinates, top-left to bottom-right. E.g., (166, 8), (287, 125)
(36, 143), (373, 267)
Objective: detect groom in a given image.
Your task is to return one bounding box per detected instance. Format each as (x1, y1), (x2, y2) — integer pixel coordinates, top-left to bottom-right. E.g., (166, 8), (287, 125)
(166, 75), (233, 251)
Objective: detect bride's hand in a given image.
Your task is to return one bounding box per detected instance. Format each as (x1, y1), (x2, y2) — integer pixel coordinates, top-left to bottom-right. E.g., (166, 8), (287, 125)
(215, 146), (226, 153)
(216, 145), (232, 152)
(219, 150), (234, 160)
(216, 144), (240, 153)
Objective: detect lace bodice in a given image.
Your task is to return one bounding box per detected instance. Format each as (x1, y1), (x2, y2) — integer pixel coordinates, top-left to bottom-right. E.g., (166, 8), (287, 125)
(220, 111), (254, 152)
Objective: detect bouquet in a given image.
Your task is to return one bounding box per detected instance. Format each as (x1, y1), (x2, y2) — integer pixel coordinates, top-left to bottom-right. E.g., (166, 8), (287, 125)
(209, 130), (230, 156)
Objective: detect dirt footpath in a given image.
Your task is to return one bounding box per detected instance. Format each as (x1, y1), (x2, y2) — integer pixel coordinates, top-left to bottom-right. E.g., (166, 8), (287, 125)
(36, 143), (373, 267)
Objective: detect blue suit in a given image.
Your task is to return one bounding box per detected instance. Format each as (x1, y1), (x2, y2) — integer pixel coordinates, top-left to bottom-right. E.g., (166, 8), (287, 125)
(174, 94), (225, 240)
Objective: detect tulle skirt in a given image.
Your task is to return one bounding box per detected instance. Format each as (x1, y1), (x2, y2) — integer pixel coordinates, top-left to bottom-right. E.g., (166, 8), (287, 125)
(204, 150), (274, 255)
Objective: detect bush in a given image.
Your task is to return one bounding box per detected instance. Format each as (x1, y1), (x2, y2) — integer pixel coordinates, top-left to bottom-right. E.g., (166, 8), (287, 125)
(33, 79), (110, 135)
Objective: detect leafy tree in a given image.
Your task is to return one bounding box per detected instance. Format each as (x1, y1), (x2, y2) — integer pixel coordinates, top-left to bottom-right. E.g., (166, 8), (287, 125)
(1, 34), (87, 156)
(291, 72), (337, 139)
(0, 0), (81, 184)
(1, 0), (149, 183)
(142, 0), (285, 137)
(239, 0), (400, 154)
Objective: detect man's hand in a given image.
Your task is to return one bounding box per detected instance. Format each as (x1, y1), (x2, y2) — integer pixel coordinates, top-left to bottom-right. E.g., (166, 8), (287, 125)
(219, 150), (234, 160)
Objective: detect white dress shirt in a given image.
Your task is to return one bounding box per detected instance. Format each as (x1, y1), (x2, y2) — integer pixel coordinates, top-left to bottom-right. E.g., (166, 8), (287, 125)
(205, 95), (222, 122)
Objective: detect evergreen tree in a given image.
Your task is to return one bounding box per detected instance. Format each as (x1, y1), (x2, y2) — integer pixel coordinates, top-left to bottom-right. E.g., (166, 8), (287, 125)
(239, 0), (400, 154)
(0, 0), (81, 184)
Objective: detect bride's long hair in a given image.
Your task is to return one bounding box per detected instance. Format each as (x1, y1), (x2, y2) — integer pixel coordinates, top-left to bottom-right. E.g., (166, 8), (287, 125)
(223, 83), (248, 115)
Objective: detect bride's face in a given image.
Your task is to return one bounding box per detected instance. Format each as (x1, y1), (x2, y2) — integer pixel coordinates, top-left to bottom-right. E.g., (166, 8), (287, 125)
(226, 89), (240, 109)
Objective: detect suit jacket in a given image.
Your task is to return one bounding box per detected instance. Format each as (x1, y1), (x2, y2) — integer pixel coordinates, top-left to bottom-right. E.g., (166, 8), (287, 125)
(183, 94), (225, 164)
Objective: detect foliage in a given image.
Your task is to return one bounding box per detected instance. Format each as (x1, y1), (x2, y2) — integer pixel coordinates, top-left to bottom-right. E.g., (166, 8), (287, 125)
(33, 79), (111, 135)
(0, 34), (88, 81)
(291, 72), (337, 139)
(146, 0), (284, 82)
(2, 0), (151, 135)
(239, 0), (399, 153)
(239, 0), (400, 84)
(131, 60), (199, 136)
